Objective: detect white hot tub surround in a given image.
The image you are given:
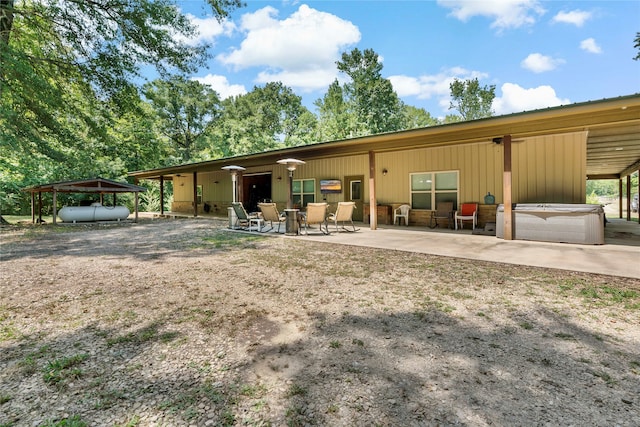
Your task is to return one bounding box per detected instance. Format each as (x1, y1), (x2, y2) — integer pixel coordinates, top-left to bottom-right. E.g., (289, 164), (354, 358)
(58, 203), (130, 223)
(496, 203), (605, 245)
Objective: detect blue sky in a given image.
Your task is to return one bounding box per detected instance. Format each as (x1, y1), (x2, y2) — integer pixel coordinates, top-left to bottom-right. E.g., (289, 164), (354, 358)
(173, 0), (640, 118)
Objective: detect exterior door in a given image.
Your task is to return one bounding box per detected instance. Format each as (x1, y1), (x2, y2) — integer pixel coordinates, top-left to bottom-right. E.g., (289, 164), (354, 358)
(344, 175), (364, 221)
(242, 173), (272, 213)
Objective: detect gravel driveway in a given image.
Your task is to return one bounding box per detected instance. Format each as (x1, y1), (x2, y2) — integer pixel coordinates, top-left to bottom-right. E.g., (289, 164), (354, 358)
(1, 218), (639, 426)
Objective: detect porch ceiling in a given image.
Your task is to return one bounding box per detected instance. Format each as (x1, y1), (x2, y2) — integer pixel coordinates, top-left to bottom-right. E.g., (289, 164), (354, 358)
(586, 122), (640, 179)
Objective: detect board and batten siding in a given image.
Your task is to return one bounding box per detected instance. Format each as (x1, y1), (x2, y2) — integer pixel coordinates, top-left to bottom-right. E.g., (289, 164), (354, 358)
(511, 131), (587, 203)
(376, 141), (503, 206)
(375, 130), (587, 206)
(171, 130), (586, 212)
(272, 154), (370, 204)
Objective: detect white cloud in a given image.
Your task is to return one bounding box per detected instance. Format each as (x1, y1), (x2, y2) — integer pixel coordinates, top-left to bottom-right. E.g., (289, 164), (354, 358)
(216, 5), (361, 90)
(521, 53), (565, 73)
(176, 14), (235, 46)
(552, 10), (592, 27)
(437, 0), (546, 31)
(389, 67), (490, 114)
(192, 74), (246, 99)
(580, 38), (602, 54)
(492, 83), (570, 114)
(390, 67), (489, 98)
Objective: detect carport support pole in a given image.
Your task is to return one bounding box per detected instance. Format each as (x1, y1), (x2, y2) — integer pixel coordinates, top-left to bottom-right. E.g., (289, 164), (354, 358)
(134, 192), (139, 223)
(502, 135), (513, 240)
(52, 189), (57, 225)
(30, 192), (35, 223)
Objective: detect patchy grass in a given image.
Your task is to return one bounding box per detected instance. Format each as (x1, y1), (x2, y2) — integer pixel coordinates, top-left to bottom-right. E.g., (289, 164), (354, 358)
(42, 354), (89, 385)
(2, 219), (639, 426)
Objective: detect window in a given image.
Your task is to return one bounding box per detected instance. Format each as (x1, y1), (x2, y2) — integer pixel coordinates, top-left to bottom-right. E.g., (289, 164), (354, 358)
(350, 180), (362, 201)
(410, 171), (458, 210)
(196, 185), (203, 204)
(293, 179), (316, 207)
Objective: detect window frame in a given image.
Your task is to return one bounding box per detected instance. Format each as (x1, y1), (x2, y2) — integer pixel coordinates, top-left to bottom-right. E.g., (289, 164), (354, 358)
(292, 178), (316, 208)
(409, 170), (459, 210)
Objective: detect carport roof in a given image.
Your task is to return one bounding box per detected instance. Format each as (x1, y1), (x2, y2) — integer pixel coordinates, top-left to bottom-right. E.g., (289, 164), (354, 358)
(23, 178), (146, 194)
(129, 94), (640, 180)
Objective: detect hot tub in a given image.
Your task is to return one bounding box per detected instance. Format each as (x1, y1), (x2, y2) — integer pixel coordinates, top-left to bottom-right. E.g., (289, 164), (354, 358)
(496, 204), (604, 245)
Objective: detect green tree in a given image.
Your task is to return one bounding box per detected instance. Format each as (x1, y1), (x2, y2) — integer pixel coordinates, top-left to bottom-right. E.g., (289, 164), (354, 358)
(315, 80), (352, 141)
(335, 48), (406, 136)
(212, 82), (316, 157)
(0, 0), (241, 216)
(403, 105), (439, 129)
(449, 78), (496, 121)
(143, 76), (222, 163)
(634, 32), (640, 60)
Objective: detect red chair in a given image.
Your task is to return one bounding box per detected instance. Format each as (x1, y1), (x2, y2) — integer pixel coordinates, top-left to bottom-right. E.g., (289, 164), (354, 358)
(455, 203), (478, 230)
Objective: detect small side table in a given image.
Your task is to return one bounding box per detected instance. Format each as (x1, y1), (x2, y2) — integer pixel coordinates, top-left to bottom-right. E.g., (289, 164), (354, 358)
(249, 217), (264, 232)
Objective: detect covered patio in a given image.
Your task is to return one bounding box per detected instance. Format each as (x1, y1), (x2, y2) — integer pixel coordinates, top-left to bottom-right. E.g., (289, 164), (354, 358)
(130, 96), (640, 231)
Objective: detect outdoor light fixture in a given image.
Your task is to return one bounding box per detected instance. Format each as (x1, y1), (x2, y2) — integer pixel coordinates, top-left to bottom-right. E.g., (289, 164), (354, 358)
(382, 168), (388, 176)
(277, 158), (305, 211)
(222, 165), (246, 203)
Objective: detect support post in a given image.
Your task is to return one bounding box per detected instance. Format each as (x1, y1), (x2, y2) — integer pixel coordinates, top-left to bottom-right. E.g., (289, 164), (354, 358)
(502, 135), (513, 240)
(626, 174), (631, 221)
(619, 179), (623, 219)
(52, 189), (57, 225)
(160, 176), (165, 215)
(134, 192), (139, 223)
(193, 172), (198, 217)
(368, 150), (377, 230)
(30, 192), (35, 224)
(38, 192), (42, 224)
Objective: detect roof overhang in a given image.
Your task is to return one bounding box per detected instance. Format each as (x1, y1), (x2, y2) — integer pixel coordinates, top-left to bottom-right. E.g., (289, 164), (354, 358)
(129, 94), (640, 181)
(23, 178), (147, 194)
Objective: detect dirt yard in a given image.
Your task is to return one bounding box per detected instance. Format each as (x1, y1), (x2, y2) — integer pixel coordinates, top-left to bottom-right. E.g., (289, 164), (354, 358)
(1, 218), (639, 426)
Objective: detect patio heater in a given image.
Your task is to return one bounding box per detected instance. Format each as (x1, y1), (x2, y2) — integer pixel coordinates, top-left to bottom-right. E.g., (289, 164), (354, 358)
(277, 158), (305, 235)
(222, 165), (245, 228)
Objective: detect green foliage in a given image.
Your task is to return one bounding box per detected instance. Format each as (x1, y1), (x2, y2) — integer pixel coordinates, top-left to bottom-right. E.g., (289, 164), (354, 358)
(143, 76), (222, 163)
(403, 105), (439, 129)
(42, 354), (89, 385)
(586, 191), (600, 204)
(38, 415), (87, 427)
(315, 80), (352, 141)
(0, 0), (240, 213)
(139, 180), (173, 213)
(212, 82), (316, 156)
(449, 77), (496, 120)
(316, 48), (406, 139)
(586, 179), (618, 197)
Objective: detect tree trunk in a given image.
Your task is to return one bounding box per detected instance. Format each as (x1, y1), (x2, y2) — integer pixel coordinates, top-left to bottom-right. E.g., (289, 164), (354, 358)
(1, 0), (14, 45)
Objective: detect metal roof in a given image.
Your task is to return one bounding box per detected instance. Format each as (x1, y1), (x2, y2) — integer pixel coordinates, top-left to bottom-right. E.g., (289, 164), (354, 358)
(23, 178), (146, 193)
(129, 94), (640, 181)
